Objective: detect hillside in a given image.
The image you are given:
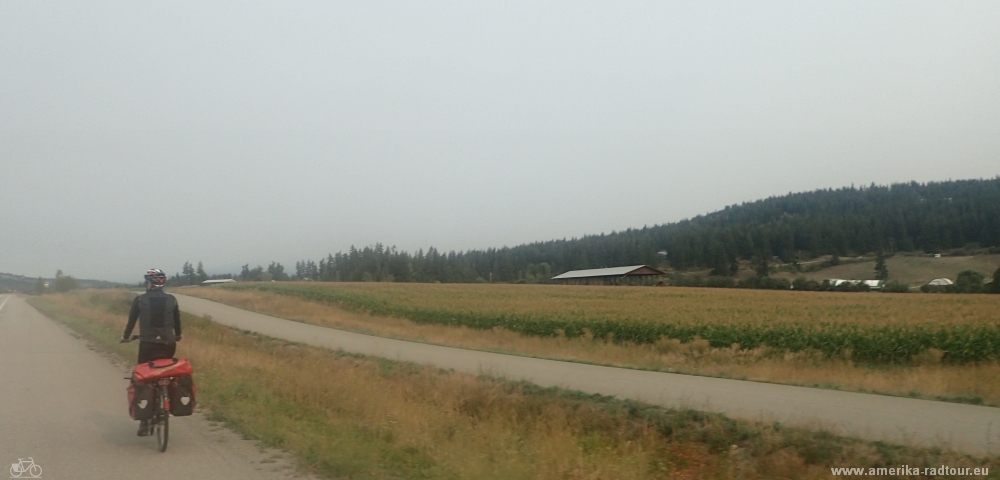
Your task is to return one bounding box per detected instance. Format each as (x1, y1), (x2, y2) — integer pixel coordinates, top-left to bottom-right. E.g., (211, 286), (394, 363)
(0, 272), (124, 292)
(0, 273), (47, 292)
(773, 254), (1000, 286)
(283, 177), (1000, 283)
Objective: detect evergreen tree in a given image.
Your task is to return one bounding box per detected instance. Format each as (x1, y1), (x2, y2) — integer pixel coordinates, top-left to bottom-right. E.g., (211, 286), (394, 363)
(33, 277), (46, 295)
(307, 260), (319, 280)
(196, 261), (208, 284)
(54, 270), (77, 292)
(755, 254), (770, 278)
(708, 243), (730, 276)
(295, 261), (305, 279)
(249, 265), (264, 281)
(267, 262), (288, 281)
(240, 264), (251, 281)
(874, 249), (889, 280)
(182, 262), (195, 285)
(955, 270), (984, 293)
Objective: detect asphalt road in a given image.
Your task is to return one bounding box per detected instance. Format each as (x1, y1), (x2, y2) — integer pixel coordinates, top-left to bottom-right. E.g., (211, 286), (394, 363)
(0, 295), (317, 480)
(174, 293), (1000, 456)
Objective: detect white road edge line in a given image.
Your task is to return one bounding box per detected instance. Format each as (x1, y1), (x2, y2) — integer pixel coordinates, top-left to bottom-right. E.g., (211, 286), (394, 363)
(0, 295), (8, 313)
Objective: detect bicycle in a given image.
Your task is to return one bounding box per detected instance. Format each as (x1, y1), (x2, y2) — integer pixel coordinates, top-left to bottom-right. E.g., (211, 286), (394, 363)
(9, 457), (42, 478)
(121, 335), (191, 453)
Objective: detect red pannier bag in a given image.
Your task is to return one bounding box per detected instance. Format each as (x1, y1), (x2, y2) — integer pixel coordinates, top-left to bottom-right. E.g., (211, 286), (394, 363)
(127, 381), (156, 420)
(131, 358), (194, 382)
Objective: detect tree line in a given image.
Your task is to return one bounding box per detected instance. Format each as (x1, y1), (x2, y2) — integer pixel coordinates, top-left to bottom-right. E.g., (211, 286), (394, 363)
(176, 178), (1000, 286)
(167, 261), (233, 286)
(166, 261), (287, 285)
(32, 270), (78, 294)
(286, 178), (1000, 284)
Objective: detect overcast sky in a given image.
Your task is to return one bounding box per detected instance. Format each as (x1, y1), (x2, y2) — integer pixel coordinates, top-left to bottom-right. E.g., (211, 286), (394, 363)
(2, 2), (998, 282)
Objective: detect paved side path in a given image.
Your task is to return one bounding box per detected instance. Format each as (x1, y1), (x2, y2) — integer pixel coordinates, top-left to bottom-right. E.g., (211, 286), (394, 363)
(0, 295), (317, 480)
(174, 294), (1000, 456)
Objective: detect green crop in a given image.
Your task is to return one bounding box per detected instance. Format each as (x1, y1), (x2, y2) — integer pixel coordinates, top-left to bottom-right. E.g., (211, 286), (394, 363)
(220, 283), (1000, 365)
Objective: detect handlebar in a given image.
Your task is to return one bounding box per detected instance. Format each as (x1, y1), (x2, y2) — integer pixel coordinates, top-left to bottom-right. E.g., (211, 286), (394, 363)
(119, 334), (181, 343)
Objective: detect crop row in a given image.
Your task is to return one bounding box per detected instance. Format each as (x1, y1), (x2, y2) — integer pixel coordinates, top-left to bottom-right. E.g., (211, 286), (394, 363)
(224, 284), (1000, 364)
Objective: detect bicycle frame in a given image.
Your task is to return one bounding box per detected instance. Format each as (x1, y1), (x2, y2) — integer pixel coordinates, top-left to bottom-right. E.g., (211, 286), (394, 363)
(149, 377), (172, 452)
(156, 378), (172, 411)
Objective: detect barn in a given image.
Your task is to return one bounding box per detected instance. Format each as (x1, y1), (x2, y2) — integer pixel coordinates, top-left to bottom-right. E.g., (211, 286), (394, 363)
(551, 265), (665, 285)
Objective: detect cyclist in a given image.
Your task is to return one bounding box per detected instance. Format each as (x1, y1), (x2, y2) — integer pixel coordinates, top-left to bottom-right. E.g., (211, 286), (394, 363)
(121, 268), (182, 436)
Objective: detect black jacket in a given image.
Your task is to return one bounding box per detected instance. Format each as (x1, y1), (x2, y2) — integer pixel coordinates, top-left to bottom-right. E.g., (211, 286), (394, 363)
(123, 288), (181, 344)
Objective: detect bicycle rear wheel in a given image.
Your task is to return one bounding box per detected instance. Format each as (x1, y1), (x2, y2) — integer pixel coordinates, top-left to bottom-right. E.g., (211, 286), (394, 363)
(155, 389), (169, 452)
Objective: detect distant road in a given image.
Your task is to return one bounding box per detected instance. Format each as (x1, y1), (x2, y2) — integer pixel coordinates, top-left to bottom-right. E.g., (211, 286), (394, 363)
(0, 295), (316, 479)
(174, 293), (1000, 456)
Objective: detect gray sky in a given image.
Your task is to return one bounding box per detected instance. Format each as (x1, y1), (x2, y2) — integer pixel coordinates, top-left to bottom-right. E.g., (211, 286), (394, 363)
(2, 2), (998, 282)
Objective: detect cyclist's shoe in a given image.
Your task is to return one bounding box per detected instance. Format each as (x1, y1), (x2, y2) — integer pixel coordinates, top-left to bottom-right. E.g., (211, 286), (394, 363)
(137, 420), (150, 437)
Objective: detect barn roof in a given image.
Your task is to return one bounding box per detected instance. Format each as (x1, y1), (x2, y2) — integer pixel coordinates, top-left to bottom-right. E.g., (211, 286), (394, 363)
(551, 265), (665, 280)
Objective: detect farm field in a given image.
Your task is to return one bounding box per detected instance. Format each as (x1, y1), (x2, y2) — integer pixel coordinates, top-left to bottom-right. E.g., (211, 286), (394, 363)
(31, 289), (998, 479)
(178, 282), (1000, 405)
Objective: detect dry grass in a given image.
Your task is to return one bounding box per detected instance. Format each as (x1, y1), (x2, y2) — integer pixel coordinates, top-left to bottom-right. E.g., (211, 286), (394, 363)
(30, 289), (996, 480)
(179, 285), (1000, 405)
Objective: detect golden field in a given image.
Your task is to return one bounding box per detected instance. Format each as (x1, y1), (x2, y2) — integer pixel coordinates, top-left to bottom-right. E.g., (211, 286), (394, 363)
(179, 283), (1000, 405)
(211, 281), (999, 326)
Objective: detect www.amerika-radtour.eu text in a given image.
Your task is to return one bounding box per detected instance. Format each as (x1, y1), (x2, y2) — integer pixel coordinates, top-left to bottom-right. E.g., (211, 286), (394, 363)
(831, 465), (989, 476)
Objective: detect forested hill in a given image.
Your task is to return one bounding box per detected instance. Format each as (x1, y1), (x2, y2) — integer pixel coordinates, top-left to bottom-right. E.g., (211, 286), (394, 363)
(281, 178), (999, 284)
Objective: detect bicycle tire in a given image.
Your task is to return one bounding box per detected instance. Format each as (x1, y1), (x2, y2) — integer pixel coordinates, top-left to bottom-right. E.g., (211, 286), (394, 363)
(156, 389), (169, 452)
(28, 465), (42, 477)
